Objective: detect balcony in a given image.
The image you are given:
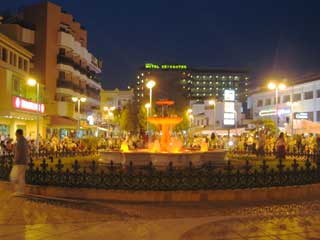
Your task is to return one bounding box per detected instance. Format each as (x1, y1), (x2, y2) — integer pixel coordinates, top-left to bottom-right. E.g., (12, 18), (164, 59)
(57, 55), (101, 85)
(56, 79), (86, 95)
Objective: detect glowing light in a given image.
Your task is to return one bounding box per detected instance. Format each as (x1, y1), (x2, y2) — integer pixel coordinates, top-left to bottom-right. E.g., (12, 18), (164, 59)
(145, 103), (151, 109)
(13, 96), (45, 113)
(80, 97), (87, 102)
(72, 97), (78, 102)
(27, 78), (37, 86)
(146, 80), (156, 89)
(279, 83), (286, 90)
(268, 82), (276, 90)
(209, 100), (215, 105)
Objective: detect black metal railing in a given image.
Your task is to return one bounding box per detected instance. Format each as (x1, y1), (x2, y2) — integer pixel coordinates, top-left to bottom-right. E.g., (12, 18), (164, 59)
(0, 149), (97, 160)
(229, 150), (319, 160)
(1, 155), (320, 191)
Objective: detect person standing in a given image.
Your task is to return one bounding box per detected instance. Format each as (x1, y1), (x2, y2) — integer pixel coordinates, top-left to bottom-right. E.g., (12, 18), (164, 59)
(10, 129), (29, 196)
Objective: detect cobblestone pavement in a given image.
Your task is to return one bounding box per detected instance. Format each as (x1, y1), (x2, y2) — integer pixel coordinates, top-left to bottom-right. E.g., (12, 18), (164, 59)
(1, 184), (320, 239)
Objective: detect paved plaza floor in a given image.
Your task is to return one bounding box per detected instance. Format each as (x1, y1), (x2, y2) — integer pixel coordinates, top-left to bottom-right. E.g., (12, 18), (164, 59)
(1, 184), (320, 239)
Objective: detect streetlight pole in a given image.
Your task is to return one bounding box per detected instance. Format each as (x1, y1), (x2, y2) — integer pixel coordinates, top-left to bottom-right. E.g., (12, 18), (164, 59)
(146, 80), (156, 116)
(268, 82), (286, 137)
(27, 78), (40, 152)
(72, 97), (87, 137)
(145, 103), (150, 134)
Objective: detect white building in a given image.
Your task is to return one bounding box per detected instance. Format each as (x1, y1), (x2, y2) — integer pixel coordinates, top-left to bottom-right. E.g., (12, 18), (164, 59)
(190, 100), (242, 129)
(248, 76), (320, 127)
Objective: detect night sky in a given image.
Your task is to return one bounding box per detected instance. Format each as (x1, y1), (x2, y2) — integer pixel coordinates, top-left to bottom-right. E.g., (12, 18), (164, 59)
(1, 0), (320, 89)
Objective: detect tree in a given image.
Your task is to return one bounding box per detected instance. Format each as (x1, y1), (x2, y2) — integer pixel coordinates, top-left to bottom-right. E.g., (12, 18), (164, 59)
(174, 113), (190, 132)
(254, 118), (276, 135)
(138, 104), (147, 133)
(119, 101), (138, 133)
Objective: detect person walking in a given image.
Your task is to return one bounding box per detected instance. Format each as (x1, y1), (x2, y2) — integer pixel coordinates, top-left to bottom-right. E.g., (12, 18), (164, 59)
(10, 129), (29, 196)
(276, 132), (286, 161)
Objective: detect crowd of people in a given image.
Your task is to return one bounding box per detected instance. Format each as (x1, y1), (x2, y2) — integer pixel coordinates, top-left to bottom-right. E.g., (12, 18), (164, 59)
(231, 131), (320, 157)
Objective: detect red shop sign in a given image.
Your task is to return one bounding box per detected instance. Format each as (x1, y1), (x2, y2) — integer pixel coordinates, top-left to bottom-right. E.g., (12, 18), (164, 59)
(13, 96), (45, 113)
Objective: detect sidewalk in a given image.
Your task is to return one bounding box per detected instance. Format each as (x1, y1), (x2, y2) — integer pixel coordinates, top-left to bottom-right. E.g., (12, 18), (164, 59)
(0, 182), (320, 239)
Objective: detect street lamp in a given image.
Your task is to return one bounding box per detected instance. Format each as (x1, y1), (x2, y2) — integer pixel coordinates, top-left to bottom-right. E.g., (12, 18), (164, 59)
(208, 100), (215, 132)
(268, 82), (286, 136)
(72, 97), (87, 137)
(27, 78), (40, 152)
(146, 80), (156, 116)
(145, 103), (150, 133)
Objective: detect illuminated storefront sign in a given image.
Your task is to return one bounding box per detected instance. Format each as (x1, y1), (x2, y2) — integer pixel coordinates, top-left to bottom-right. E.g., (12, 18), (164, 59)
(13, 96), (45, 113)
(224, 89), (235, 101)
(145, 63), (187, 70)
(224, 89), (236, 126)
(259, 108), (290, 117)
(294, 112), (308, 119)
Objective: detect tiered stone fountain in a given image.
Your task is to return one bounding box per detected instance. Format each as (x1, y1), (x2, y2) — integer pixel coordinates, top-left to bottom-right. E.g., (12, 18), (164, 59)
(101, 100), (226, 168)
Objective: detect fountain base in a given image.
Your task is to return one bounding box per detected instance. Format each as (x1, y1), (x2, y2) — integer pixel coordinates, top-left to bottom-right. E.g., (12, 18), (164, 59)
(100, 150), (226, 169)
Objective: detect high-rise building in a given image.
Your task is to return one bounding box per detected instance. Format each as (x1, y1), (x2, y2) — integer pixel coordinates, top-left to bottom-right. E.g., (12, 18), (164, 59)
(0, 1), (102, 138)
(135, 63), (249, 114)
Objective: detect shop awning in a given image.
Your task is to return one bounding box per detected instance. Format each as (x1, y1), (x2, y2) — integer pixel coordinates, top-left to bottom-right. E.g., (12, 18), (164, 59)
(49, 116), (77, 128)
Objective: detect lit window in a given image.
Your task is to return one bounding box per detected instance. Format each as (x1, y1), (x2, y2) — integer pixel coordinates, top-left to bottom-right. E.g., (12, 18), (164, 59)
(137, 76), (140, 79)
(141, 73), (144, 76)
(203, 81), (205, 84)
(216, 75), (219, 78)
(197, 75), (199, 78)
(209, 75), (212, 78)
(203, 87), (206, 90)
(141, 80), (144, 83)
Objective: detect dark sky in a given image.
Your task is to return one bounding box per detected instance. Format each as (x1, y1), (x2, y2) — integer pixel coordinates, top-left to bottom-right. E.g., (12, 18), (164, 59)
(2, 0), (320, 89)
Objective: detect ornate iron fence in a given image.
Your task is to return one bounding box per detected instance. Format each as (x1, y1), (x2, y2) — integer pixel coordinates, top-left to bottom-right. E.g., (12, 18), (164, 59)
(0, 149), (97, 160)
(1, 154), (320, 191)
(229, 150), (318, 159)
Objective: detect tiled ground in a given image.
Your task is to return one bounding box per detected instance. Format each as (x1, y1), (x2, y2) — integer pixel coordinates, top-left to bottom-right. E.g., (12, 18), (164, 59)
(1, 183), (320, 239)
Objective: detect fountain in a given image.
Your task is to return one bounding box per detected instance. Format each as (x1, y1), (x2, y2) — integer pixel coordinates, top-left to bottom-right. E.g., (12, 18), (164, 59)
(100, 100), (226, 169)
(147, 100), (182, 152)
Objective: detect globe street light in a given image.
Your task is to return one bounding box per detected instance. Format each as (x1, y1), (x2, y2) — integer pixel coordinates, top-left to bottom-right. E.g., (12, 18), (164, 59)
(27, 78), (40, 152)
(268, 82), (286, 136)
(146, 80), (156, 116)
(208, 100), (216, 132)
(72, 97), (87, 137)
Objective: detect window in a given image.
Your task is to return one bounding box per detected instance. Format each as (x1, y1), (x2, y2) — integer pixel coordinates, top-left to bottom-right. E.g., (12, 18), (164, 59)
(317, 90), (320, 98)
(59, 71), (66, 80)
(304, 91), (314, 100)
(257, 100), (263, 107)
(293, 93), (301, 101)
(274, 97), (280, 104)
(10, 52), (14, 65)
(308, 112), (314, 121)
(317, 111), (320, 122)
(265, 98), (271, 106)
(23, 59), (28, 71)
(18, 57), (23, 69)
(2, 48), (7, 62)
(282, 95), (291, 103)
(59, 48), (66, 56)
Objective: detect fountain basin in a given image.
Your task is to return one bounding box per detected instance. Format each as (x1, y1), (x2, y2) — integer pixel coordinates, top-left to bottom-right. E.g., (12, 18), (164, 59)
(99, 150), (226, 169)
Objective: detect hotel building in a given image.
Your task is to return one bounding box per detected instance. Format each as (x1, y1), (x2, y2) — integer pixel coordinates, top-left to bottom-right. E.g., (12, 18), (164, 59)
(135, 63), (249, 114)
(0, 1), (102, 138)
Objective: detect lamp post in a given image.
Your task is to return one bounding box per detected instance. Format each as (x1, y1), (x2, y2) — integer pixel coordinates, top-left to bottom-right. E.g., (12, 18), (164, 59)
(103, 106), (115, 137)
(146, 80), (156, 116)
(27, 78), (40, 152)
(208, 100), (215, 132)
(72, 97), (87, 137)
(145, 103), (150, 133)
(268, 82), (286, 137)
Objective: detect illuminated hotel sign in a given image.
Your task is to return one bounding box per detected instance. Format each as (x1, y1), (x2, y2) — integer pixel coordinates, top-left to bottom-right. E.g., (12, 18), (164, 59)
(294, 112), (308, 119)
(145, 63), (187, 70)
(13, 96), (45, 113)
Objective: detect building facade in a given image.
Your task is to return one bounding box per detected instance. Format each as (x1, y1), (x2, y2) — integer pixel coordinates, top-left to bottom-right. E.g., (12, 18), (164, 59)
(248, 76), (320, 128)
(0, 1), (102, 138)
(0, 32), (46, 138)
(135, 63), (249, 114)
